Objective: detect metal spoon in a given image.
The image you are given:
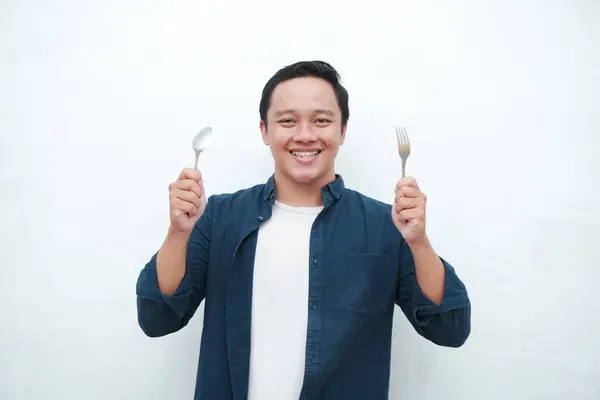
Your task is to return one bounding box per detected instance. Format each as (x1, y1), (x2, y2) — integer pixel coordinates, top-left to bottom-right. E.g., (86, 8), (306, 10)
(192, 127), (213, 170)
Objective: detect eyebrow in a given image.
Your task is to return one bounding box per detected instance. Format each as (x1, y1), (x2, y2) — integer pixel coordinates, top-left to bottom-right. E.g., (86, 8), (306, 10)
(274, 108), (335, 117)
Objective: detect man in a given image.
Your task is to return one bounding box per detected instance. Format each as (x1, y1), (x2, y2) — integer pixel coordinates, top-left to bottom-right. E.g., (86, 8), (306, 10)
(136, 60), (471, 400)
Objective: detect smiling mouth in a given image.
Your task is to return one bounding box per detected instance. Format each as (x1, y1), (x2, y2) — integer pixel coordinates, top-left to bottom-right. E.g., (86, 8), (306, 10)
(290, 150), (321, 159)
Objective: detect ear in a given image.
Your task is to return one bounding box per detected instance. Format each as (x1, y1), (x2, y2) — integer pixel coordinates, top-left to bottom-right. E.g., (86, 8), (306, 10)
(260, 121), (269, 145)
(340, 124), (347, 145)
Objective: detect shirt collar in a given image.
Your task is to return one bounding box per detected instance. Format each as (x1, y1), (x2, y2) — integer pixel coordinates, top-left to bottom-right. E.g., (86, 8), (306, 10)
(263, 174), (345, 207)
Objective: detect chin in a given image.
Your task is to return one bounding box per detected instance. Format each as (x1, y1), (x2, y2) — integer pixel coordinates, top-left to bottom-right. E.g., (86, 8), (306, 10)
(292, 174), (319, 184)
(286, 167), (326, 185)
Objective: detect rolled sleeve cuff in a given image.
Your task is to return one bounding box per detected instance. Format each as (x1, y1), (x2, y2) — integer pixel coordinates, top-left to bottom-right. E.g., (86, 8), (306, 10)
(135, 253), (195, 319)
(412, 257), (469, 325)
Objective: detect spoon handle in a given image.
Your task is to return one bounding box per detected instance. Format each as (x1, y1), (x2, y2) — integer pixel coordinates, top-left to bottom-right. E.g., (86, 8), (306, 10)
(193, 150), (201, 171)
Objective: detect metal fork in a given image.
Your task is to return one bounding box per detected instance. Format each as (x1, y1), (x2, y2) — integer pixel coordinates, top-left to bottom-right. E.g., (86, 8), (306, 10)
(395, 126), (411, 178)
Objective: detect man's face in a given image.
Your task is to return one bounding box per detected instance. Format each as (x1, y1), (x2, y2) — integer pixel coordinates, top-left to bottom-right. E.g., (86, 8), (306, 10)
(260, 76), (346, 186)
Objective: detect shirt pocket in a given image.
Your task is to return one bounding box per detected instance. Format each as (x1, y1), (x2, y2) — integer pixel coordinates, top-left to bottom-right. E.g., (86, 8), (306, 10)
(336, 253), (397, 317)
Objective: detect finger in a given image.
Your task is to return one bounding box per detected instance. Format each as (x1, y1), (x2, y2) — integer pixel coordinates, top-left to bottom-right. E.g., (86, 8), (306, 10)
(397, 207), (421, 222)
(394, 197), (419, 213)
(171, 198), (198, 216)
(174, 180), (203, 198)
(395, 186), (422, 201)
(395, 176), (419, 193)
(178, 168), (202, 183)
(173, 189), (201, 209)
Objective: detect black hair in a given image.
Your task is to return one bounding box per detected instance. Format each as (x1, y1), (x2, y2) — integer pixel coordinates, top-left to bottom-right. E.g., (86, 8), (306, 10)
(259, 60), (350, 128)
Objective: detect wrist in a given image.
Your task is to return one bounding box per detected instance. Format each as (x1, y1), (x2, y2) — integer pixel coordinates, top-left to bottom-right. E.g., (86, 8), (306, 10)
(167, 226), (193, 243)
(407, 234), (432, 253)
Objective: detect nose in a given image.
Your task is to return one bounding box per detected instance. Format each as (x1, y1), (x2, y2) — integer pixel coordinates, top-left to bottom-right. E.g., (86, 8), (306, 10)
(293, 123), (318, 143)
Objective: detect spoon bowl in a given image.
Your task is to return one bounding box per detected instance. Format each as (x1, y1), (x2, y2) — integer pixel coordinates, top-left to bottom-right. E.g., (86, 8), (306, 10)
(192, 127), (213, 170)
(193, 127), (213, 152)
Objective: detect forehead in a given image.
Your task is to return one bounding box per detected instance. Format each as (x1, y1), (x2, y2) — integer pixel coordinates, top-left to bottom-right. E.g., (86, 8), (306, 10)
(269, 77), (340, 115)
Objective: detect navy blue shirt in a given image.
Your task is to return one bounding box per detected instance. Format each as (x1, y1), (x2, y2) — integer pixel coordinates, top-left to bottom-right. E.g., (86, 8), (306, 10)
(136, 175), (471, 400)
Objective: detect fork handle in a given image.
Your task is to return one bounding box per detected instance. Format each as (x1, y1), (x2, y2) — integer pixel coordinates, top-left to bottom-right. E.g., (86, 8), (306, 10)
(401, 158), (407, 178)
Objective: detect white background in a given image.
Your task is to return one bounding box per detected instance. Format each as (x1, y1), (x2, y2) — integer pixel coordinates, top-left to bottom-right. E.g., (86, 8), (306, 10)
(1, 0), (599, 399)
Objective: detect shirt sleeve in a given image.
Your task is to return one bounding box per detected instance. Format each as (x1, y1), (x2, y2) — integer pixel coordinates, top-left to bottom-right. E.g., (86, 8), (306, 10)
(395, 239), (471, 348)
(135, 196), (214, 337)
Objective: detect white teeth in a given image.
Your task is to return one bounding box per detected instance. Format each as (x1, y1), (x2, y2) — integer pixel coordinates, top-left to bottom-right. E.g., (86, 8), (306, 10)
(292, 151), (319, 157)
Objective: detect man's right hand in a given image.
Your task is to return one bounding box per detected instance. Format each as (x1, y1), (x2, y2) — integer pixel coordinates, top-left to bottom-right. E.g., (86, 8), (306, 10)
(168, 168), (206, 234)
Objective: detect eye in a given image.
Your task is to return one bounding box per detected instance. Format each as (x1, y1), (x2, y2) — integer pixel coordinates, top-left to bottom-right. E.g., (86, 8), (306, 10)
(278, 118), (295, 126)
(314, 118), (332, 126)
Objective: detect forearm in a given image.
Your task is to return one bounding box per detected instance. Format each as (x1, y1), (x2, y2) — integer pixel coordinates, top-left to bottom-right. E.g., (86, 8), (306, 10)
(136, 226), (205, 338)
(156, 228), (192, 296)
(409, 235), (445, 305)
(397, 234), (471, 347)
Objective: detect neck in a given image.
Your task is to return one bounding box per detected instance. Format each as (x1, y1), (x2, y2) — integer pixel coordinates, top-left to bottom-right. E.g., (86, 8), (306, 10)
(273, 170), (335, 207)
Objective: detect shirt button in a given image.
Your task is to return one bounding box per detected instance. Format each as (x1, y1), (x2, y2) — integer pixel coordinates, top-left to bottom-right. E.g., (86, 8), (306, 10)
(257, 216), (263, 222)
(312, 257), (317, 264)
(311, 302), (317, 310)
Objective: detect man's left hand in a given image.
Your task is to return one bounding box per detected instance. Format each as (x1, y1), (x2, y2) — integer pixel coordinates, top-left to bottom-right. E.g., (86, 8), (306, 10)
(392, 176), (428, 245)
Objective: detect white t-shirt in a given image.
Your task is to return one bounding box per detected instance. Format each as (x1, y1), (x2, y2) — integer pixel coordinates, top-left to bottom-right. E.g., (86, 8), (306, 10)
(247, 200), (323, 400)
